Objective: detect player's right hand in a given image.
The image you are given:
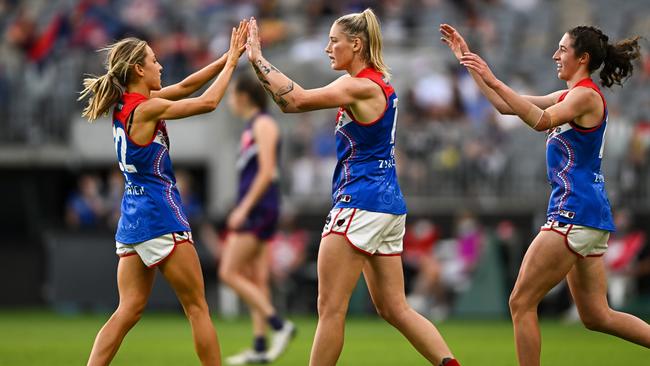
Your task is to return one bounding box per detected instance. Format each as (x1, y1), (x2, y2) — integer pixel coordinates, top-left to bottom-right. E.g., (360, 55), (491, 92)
(440, 24), (469, 60)
(227, 19), (249, 66)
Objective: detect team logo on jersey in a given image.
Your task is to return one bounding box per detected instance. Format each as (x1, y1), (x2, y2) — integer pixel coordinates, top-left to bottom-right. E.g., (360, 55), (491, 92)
(240, 129), (254, 152)
(336, 108), (353, 130)
(154, 122), (170, 149)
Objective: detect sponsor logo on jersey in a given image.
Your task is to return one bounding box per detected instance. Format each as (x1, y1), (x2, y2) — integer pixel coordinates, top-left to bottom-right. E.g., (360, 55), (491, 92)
(338, 194), (352, 203)
(559, 210), (576, 219)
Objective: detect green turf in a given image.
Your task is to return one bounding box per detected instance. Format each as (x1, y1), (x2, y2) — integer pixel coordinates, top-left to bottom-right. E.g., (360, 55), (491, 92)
(0, 311), (647, 365)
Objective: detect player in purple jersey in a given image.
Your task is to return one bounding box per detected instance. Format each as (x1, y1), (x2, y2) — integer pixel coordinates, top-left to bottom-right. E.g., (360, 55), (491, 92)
(247, 9), (459, 366)
(220, 74), (292, 364)
(78, 21), (249, 366)
(441, 24), (649, 365)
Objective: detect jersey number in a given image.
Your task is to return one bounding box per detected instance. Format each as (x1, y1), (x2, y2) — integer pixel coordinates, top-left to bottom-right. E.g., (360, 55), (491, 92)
(390, 98), (399, 144)
(113, 125), (138, 173)
(598, 123), (607, 159)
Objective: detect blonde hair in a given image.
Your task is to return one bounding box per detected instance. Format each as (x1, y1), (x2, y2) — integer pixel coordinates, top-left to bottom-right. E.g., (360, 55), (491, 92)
(78, 37), (148, 122)
(335, 8), (390, 79)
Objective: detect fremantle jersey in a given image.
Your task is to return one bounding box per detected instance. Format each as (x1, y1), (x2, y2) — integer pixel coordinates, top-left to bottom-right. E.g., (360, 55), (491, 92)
(235, 113), (280, 209)
(332, 68), (407, 215)
(545, 78), (615, 231)
(112, 92), (190, 244)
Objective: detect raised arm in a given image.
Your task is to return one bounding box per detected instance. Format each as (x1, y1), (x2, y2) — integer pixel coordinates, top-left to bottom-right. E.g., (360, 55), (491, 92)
(245, 17), (375, 113)
(460, 52), (599, 131)
(151, 53), (228, 101)
(440, 24), (564, 113)
(137, 21), (248, 122)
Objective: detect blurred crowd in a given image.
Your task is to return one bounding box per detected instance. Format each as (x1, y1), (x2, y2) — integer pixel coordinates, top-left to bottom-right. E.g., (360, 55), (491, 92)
(4, 0), (650, 315)
(1, 0), (649, 204)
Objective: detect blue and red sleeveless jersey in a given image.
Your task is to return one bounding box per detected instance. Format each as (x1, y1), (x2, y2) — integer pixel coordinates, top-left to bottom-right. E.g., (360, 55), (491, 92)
(112, 92), (190, 244)
(236, 113), (280, 209)
(332, 67), (407, 215)
(545, 78), (615, 231)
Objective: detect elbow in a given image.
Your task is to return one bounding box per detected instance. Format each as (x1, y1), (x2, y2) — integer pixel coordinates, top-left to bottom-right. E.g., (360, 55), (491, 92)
(532, 114), (552, 132)
(200, 99), (219, 113)
(290, 92), (309, 112)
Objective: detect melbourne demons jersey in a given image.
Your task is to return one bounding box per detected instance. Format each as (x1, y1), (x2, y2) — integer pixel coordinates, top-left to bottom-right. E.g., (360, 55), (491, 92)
(112, 92), (190, 244)
(332, 68), (407, 215)
(545, 78), (615, 231)
(235, 113), (280, 209)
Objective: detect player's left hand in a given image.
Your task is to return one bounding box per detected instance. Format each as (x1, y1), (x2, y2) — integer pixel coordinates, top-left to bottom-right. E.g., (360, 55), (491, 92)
(246, 17), (262, 62)
(227, 206), (248, 230)
(460, 52), (499, 88)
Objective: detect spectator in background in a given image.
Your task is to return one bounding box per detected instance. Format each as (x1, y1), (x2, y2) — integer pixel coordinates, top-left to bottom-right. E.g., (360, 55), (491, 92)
(175, 169), (204, 224)
(403, 218), (441, 317)
(605, 209), (646, 309)
(268, 211), (309, 312)
(105, 169), (124, 228)
(65, 173), (106, 228)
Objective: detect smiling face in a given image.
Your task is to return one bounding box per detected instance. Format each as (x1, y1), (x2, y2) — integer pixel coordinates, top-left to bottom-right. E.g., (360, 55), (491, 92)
(552, 33), (587, 81)
(138, 45), (163, 90)
(325, 23), (360, 71)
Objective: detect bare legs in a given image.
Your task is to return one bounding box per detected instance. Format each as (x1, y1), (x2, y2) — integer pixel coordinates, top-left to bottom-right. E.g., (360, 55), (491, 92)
(509, 230), (650, 366)
(159, 244), (221, 365)
(568, 256), (650, 346)
(219, 233), (277, 318)
(87, 255), (155, 366)
(88, 244), (220, 366)
(309, 235), (456, 366)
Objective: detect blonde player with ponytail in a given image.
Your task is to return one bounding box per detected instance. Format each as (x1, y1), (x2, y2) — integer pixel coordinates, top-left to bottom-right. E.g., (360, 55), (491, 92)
(246, 9), (460, 366)
(79, 21), (248, 366)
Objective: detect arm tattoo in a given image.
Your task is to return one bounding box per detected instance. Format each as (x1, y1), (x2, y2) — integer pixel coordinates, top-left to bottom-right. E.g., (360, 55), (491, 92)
(276, 81), (294, 96)
(252, 60), (290, 108)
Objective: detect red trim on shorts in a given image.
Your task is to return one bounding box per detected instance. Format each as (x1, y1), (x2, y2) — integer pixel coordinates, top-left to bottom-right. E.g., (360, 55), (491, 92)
(541, 222), (583, 258)
(344, 208), (357, 234)
(376, 252), (402, 256)
(323, 231), (372, 256)
(117, 252), (138, 258)
(322, 208), (344, 237)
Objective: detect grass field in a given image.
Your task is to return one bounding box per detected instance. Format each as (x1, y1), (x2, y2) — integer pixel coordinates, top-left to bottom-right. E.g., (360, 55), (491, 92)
(0, 311), (647, 365)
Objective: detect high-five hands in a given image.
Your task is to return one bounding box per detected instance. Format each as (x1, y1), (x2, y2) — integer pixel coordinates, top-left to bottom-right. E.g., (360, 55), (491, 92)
(227, 19), (249, 66)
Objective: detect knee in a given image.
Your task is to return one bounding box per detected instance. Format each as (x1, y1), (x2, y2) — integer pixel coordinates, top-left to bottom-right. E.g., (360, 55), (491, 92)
(316, 294), (347, 321)
(115, 300), (147, 326)
(218, 266), (235, 285)
(182, 298), (210, 320)
(375, 302), (409, 326)
(508, 290), (532, 319)
(579, 308), (610, 332)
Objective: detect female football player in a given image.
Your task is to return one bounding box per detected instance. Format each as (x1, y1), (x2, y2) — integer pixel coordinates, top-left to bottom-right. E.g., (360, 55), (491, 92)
(247, 10), (460, 366)
(79, 21), (248, 366)
(440, 23), (649, 366)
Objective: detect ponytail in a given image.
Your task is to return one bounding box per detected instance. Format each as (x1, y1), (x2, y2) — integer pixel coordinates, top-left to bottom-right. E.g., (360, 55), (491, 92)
(78, 37), (148, 122)
(336, 8), (391, 79)
(79, 73), (124, 122)
(568, 26), (641, 88)
(599, 36), (641, 88)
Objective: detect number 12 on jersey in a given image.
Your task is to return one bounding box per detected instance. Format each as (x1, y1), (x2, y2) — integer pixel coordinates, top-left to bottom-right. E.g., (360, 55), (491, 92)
(113, 125), (138, 173)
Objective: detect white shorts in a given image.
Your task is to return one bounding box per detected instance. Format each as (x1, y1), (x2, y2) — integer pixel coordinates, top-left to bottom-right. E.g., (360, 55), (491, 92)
(321, 208), (406, 256)
(541, 220), (609, 257)
(116, 231), (193, 268)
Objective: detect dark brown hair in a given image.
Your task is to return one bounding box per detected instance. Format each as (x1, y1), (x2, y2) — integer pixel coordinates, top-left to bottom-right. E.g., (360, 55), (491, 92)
(235, 73), (268, 111)
(568, 26), (641, 88)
